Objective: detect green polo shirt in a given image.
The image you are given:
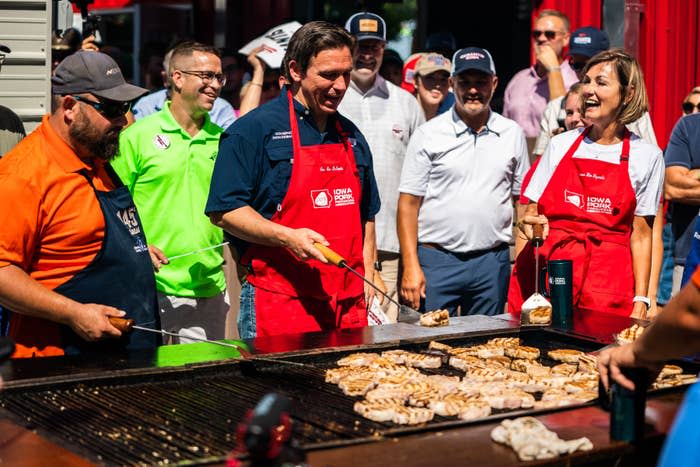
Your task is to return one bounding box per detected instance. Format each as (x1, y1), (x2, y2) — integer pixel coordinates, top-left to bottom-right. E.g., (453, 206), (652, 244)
(113, 103), (225, 297)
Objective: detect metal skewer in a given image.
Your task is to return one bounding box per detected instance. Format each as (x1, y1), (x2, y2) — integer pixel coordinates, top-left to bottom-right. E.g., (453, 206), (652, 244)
(167, 241), (230, 261)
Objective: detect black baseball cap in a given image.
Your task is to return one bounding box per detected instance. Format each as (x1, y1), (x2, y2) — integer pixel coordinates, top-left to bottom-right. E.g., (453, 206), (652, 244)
(569, 27), (610, 58)
(451, 47), (496, 76)
(345, 12), (386, 42)
(52, 50), (147, 102)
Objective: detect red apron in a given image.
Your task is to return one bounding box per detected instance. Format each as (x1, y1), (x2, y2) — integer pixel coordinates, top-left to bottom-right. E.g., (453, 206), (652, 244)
(241, 90), (367, 336)
(508, 127), (636, 319)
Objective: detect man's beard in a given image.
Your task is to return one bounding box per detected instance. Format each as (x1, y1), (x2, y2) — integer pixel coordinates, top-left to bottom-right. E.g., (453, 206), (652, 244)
(69, 110), (121, 162)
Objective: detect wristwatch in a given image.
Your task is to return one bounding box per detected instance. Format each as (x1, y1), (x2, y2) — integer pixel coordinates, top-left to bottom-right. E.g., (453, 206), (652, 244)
(633, 295), (651, 309)
(374, 260), (382, 272)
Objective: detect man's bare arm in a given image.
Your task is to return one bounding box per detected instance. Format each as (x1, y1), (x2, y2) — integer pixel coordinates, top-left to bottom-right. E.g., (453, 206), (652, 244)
(209, 206), (328, 263)
(664, 166), (700, 204)
(0, 264), (124, 341)
(397, 193), (425, 309)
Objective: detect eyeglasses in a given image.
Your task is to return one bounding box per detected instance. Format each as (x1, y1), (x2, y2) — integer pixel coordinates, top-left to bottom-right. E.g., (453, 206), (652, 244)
(71, 95), (131, 119)
(178, 70), (227, 86)
(682, 102), (700, 114)
(532, 30), (562, 40)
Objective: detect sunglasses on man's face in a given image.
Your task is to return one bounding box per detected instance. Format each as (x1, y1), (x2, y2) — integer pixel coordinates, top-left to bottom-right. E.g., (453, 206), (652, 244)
(532, 30), (561, 40)
(568, 58), (588, 71)
(682, 102), (700, 114)
(71, 95), (132, 119)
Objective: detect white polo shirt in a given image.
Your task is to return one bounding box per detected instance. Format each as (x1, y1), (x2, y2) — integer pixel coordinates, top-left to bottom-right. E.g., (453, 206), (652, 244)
(338, 75), (424, 253)
(524, 128), (664, 217)
(399, 108), (529, 253)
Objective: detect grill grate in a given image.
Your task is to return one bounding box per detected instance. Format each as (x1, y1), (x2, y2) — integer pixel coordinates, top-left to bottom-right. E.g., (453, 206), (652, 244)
(1, 328), (693, 466)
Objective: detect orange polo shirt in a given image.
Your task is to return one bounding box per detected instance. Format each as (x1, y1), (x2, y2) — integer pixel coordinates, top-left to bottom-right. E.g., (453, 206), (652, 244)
(0, 114), (116, 357)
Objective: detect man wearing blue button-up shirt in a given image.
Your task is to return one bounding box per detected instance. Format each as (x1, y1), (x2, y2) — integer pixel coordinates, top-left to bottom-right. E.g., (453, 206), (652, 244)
(206, 21), (381, 338)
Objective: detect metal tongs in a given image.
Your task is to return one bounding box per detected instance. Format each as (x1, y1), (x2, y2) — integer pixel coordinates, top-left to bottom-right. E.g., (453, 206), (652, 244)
(314, 243), (423, 323)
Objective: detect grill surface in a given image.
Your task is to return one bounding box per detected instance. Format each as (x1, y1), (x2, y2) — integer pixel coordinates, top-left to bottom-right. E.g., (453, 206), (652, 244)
(0, 328), (694, 466)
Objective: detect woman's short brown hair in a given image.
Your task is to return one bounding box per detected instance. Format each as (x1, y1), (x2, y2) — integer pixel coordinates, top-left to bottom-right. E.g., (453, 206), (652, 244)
(582, 48), (649, 125)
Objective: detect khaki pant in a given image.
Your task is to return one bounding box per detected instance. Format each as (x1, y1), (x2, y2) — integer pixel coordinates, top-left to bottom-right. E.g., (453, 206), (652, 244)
(377, 251), (400, 323)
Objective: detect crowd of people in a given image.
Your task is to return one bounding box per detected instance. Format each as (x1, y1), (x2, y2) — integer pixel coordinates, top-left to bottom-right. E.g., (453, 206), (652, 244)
(0, 9), (697, 360)
(1, 7), (700, 454)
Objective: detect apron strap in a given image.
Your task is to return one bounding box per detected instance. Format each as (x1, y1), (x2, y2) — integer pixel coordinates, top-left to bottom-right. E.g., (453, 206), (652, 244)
(287, 89), (303, 155)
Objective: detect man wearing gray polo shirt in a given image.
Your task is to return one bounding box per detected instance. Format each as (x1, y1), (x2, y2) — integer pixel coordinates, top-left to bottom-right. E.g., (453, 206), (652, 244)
(339, 11), (424, 322)
(398, 47), (529, 316)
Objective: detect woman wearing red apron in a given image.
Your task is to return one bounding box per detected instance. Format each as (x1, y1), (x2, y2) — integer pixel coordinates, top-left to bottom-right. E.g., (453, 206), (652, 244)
(508, 49), (664, 325)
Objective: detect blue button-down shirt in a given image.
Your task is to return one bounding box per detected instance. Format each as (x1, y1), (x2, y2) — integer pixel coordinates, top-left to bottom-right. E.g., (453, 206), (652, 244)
(206, 88), (381, 257)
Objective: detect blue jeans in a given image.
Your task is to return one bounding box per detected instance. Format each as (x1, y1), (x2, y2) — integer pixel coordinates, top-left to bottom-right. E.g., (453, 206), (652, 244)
(418, 243), (510, 316)
(238, 280), (257, 339)
(657, 222), (675, 305)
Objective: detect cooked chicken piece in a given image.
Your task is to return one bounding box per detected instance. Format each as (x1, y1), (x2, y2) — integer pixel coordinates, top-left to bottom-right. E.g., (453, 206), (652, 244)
(403, 353), (442, 369)
(536, 375), (572, 389)
(392, 406), (434, 425)
(571, 372), (598, 383)
(353, 398), (404, 422)
(425, 375), (461, 395)
(565, 379), (598, 393)
(482, 356), (512, 369)
(510, 378), (548, 394)
(428, 340), (454, 352)
(551, 363), (578, 377)
(408, 389), (438, 407)
(429, 393), (483, 416)
(652, 373), (698, 389)
(338, 375), (377, 396)
(464, 367), (509, 383)
(504, 345), (540, 360)
(658, 364), (683, 379)
(380, 349), (411, 364)
(448, 346), (480, 357)
(451, 379), (482, 397)
(547, 349), (584, 364)
(449, 355), (482, 372)
(365, 386), (412, 401)
(615, 323), (645, 345)
(476, 345), (506, 359)
(481, 388), (535, 409)
(458, 400), (492, 420)
(325, 366), (373, 384)
(420, 309), (450, 327)
(337, 352), (381, 367)
(528, 306), (552, 324)
(486, 337), (521, 348)
(577, 354), (598, 373)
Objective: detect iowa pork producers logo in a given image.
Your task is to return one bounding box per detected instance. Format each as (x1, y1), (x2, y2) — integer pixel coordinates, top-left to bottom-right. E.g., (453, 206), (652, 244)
(564, 189), (584, 209)
(311, 189), (332, 208)
(585, 195), (613, 215)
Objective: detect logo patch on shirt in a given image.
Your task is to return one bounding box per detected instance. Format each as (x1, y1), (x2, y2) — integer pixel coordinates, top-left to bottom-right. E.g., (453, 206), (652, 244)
(333, 187), (355, 207)
(153, 134), (170, 150)
(586, 196), (613, 215)
(311, 189), (332, 208)
(271, 131), (292, 140)
(564, 189), (584, 209)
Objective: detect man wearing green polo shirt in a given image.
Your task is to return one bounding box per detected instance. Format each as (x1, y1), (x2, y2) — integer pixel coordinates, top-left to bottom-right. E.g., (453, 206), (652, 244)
(113, 41), (228, 343)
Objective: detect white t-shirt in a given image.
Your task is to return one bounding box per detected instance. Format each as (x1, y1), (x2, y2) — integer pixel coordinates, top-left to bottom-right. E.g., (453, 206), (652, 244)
(338, 75), (424, 253)
(524, 128), (664, 217)
(399, 109), (529, 253)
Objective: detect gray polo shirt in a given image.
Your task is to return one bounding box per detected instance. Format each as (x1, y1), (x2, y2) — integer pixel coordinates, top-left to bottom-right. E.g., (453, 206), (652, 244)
(399, 108), (529, 253)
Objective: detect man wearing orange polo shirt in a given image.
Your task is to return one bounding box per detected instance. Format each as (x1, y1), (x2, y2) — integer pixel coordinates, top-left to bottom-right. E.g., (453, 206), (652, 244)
(0, 51), (159, 357)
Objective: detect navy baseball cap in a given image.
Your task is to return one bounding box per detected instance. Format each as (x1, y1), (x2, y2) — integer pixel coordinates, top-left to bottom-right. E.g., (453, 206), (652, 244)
(451, 47), (496, 76)
(345, 12), (386, 42)
(569, 27), (610, 58)
(52, 50), (147, 102)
